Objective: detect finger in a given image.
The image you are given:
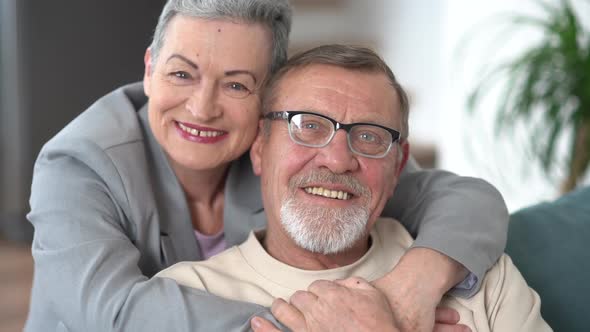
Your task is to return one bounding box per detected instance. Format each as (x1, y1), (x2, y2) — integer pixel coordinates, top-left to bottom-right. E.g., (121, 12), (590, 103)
(271, 298), (307, 331)
(251, 316), (282, 332)
(289, 290), (318, 312)
(435, 306), (460, 325)
(307, 279), (341, 295)
(433, 323), (472, 332)
(334, 276), (374, 290)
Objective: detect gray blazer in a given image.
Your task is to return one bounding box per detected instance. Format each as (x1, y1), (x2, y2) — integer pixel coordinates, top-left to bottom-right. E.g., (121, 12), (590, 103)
(26, 83), (508, 331)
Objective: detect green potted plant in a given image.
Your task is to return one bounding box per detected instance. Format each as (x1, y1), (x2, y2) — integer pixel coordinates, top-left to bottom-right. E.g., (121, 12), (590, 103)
(466, 0), (590, 193)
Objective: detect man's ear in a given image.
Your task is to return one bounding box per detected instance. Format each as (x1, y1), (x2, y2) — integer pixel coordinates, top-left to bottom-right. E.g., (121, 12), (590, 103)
(143, 48), (153, 97)
(386, 140), (410, 199)
(250, 119), (266, 176)
(396, 140), (410, 178)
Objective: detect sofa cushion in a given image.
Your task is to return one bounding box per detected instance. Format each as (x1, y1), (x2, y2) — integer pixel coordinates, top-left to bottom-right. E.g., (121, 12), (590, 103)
(506, 186), (590, 332)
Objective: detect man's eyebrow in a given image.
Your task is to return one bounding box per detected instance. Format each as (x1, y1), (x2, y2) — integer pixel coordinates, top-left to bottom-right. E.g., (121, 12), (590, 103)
(225, 70), (257, 84)
(166, 54), (198, 69)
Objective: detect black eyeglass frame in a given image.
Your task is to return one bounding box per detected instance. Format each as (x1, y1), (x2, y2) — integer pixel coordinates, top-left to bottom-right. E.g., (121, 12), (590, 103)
(264, 110), (402, 159)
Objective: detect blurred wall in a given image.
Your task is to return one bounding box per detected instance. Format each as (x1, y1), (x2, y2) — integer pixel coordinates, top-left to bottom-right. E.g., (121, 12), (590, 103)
(290, 0), (382, 50)
(439, 0), (590, 211)
(0, 0), (165, 241)
(1, 0), (26, 240)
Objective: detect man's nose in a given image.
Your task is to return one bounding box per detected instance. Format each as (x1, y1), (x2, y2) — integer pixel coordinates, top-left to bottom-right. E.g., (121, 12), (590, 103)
(315, 130), (359, 174)
(185, 82), (221, 121)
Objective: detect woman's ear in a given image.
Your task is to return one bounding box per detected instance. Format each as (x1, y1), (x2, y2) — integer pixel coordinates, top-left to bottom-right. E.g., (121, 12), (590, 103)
(143, 48), (153, 96)
(249, 119), (266, 176)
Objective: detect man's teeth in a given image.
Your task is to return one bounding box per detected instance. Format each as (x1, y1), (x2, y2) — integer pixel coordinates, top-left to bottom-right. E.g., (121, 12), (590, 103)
(178, 122), (223, 137)
(304, 187), (350, 200)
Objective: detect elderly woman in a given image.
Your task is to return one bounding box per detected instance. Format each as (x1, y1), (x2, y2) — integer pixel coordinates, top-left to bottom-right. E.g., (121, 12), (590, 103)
(26, 0), (507, 331)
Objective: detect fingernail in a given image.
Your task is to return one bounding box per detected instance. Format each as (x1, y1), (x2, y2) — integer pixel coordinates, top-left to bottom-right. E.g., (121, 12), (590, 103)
(251, 317), (261, 329)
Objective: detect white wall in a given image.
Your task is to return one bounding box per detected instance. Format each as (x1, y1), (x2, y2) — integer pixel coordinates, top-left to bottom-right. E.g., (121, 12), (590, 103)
(378, 0), (445, 145)
(439, 1), (553, 211)
(290, 0), (381, 45)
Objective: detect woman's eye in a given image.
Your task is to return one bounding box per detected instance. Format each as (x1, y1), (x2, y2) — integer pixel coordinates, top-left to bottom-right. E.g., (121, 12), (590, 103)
(230, 83), (243, 90)
(170, 71), (191, 80)
(229, 82), (251, 93)
(223, 82), (252, 98)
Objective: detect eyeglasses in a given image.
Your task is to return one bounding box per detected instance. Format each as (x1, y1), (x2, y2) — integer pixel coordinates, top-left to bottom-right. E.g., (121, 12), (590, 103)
(264, 111), (402, 158)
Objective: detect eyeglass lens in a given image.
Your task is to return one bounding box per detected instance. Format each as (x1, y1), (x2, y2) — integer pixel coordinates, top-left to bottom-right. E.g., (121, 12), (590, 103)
(289, 113), (392, 157)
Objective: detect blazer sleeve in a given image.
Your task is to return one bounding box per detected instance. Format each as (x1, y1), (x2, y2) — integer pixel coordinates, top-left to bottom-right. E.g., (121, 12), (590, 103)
(26, 142), (283, 332)
(381, 156), (509, 297)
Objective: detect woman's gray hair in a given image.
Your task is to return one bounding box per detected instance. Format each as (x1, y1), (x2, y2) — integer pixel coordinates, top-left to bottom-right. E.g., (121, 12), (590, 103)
(149, 0), (292, 74)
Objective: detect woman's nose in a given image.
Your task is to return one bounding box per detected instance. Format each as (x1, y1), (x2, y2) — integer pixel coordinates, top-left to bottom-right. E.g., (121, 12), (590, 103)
(185, 82), (222, 121)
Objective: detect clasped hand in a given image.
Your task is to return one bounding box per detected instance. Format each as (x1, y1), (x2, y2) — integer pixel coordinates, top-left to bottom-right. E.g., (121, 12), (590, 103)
(251, 277), (470, 332)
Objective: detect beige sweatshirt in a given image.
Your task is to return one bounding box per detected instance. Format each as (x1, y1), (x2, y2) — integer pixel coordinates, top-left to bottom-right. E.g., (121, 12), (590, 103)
(156, 218), (551, 332)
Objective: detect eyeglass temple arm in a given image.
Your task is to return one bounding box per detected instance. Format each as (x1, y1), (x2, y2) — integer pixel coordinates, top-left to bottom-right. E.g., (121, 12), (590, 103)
(264, 111), (289, 120)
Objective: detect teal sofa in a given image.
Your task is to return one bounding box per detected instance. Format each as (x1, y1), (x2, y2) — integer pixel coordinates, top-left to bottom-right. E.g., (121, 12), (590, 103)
(506, 186), (590, 332)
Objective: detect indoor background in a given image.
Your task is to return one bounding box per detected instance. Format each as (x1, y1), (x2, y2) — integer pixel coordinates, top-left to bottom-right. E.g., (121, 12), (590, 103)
(1, 0), (589, 331)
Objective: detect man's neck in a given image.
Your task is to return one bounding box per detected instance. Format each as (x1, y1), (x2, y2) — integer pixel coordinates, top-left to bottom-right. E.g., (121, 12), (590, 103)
(263, 222), (370, 270)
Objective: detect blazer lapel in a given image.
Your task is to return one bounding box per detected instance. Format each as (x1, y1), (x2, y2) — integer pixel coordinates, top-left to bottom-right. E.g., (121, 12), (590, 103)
(139, 107), (202, 264)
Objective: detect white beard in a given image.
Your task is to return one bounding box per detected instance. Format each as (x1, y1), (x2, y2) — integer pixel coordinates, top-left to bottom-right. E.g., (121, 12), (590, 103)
(280, 196), (370, 255)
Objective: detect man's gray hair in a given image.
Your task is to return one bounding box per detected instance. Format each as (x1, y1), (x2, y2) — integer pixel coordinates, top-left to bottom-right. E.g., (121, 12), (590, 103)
(262, 44), (410, 138)
(149, 0), (292, 73)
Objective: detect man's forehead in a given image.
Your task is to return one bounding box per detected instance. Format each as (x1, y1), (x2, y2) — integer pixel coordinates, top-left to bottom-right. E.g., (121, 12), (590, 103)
(277, 64), (393, 96)
(272, 64), (399, 122)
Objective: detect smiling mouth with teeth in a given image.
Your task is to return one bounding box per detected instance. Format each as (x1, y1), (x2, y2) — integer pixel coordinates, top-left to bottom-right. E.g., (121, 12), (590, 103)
(304, 187), (352, 200)
(178, 122), (223, 137)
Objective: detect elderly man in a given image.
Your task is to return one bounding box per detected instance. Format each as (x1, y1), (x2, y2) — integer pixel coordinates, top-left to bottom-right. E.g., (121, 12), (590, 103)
(156, 45), (550, 332)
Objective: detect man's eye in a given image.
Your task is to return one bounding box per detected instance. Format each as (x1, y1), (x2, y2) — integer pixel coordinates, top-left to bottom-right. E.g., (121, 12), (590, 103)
(302, 122), (321, 130)
(359, 132), (378, 143)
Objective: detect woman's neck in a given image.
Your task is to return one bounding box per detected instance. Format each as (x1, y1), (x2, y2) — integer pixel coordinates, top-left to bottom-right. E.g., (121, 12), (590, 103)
(169, 160), (230, 234)
(174, 164), (229, 203)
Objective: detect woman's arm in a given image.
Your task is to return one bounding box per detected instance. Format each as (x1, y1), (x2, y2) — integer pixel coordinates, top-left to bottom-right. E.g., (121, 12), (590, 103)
(371, 156), (508, 331)
(381, 156), (508, 296)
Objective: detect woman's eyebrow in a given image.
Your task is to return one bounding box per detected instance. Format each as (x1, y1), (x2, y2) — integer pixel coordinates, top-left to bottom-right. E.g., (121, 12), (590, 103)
(166, 54), (257, 83)
(166, 54), (198, 69)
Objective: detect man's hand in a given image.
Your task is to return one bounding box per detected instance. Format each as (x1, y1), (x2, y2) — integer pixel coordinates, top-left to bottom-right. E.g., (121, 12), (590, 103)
(372, 247), (470, 332)
(253, 277), (398, 332)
